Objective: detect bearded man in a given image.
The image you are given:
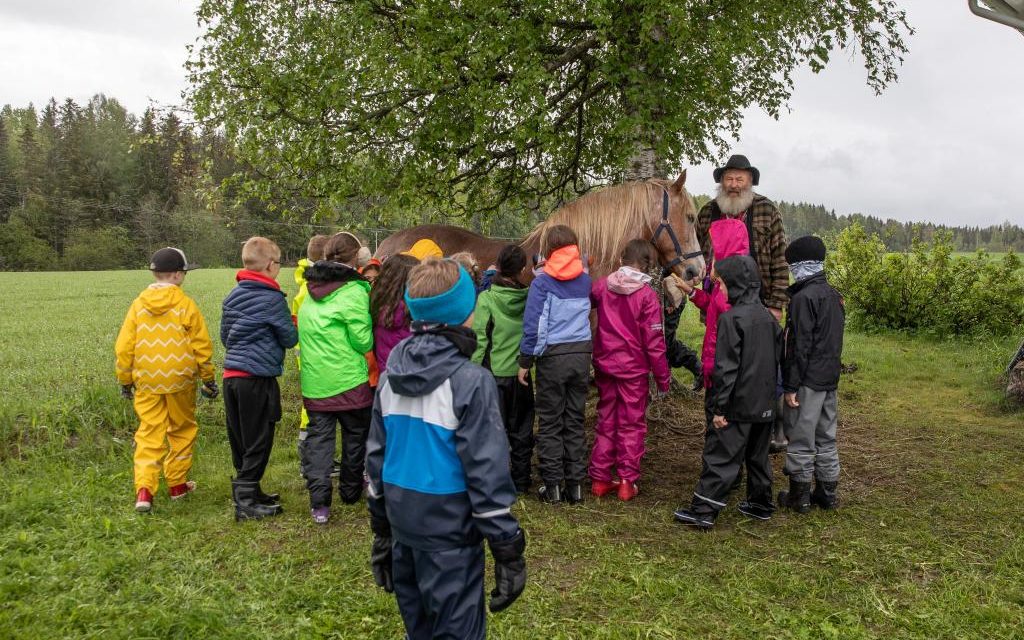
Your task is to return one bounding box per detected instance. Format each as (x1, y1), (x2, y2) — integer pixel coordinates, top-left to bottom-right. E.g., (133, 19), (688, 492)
(696, 155), (789, 320)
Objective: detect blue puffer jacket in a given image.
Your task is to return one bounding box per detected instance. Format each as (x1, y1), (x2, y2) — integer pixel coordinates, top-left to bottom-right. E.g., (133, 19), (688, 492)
(221, 271), (299, 376)
(366, 327), (520, 551)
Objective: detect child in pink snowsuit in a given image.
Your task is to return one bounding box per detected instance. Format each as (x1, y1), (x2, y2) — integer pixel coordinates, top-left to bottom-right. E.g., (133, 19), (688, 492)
(676, 218), (751, 389)
(588, 240), (671, 501)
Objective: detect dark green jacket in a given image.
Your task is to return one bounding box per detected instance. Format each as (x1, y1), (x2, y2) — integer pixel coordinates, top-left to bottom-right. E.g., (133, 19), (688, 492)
(472, 284), (528, 377)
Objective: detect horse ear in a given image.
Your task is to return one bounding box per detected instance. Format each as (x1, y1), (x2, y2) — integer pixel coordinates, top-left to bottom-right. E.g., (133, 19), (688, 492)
(671, 170), (687, 192)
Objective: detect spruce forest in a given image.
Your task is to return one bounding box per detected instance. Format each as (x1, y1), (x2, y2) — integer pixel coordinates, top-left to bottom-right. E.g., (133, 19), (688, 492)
(0, 95), (1020, 272)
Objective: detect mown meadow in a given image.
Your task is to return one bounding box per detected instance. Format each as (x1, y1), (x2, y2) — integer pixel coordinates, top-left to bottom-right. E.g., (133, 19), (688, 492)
(1, 268), (1022, 639)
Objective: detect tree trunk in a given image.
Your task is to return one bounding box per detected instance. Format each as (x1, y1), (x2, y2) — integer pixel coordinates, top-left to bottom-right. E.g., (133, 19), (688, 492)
(624, 140), (666, 181)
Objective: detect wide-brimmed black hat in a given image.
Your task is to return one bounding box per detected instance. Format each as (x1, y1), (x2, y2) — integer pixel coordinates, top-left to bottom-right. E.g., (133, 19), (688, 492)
(713, 154), (760, 186)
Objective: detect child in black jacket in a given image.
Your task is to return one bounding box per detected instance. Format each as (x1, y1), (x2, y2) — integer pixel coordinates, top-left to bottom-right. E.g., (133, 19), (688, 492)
(777, 235), (845, 512)
(674, 255), (782, 530)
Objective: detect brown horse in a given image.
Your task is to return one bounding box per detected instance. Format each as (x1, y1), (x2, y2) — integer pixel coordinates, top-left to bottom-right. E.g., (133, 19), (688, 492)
(374, 172), (706, 283)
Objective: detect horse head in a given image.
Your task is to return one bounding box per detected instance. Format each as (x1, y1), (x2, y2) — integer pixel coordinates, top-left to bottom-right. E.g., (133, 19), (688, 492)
(649, 171), (706, 283)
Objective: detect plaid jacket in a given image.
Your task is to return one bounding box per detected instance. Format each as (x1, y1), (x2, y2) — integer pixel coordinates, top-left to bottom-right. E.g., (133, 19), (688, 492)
(697, 194), (789, 311)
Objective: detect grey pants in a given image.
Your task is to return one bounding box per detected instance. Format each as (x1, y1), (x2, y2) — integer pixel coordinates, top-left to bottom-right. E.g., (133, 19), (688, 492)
(783, 387), (840, 483)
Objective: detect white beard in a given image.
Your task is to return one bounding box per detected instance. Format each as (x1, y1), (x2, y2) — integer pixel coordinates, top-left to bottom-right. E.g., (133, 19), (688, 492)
(715, 186), (755, 216)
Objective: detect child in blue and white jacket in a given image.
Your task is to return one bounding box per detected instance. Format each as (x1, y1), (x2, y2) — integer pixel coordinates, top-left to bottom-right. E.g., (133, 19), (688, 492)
(516, 224), (592, 504)
(366, 258), (526, 640)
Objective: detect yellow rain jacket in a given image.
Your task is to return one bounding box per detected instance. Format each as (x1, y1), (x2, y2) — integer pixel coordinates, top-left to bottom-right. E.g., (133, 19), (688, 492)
(115, 284), (215, 394)
(291, 258), (312, 323)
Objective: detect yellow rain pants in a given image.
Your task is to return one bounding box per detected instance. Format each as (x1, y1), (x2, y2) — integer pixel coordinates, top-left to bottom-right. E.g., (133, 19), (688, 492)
(133, 388), (198, 493)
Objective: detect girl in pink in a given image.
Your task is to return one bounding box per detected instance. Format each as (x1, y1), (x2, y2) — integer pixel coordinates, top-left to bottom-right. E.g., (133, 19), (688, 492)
(369, 254), (419, 373)
(675, 217), (750, 389)
(589, 239), (671, 501)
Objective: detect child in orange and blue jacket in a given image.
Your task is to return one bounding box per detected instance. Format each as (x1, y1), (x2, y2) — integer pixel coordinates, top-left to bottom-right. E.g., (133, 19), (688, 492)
(517, 225), (592, 504)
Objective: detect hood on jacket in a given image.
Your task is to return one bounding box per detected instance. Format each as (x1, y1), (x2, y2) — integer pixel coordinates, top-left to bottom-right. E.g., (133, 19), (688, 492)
(709, 218), (750, 264)
(606, 266), (651, 296)
(294, 258), (311, 287)
(386, 332), (467, 397)
(139, 284), (184, 315)
(304, 260), (365, 301)
(716, 255), (761, 305)
(488, 284), (529, 314)
(543, 244), (584, 280)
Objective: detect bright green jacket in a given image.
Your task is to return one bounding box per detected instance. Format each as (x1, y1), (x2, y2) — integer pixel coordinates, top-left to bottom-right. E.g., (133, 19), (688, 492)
(297, 277), (373, 399)
(472, 284), (528, 377)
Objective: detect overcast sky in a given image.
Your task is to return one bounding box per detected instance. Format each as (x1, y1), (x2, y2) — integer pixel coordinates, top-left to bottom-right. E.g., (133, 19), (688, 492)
(1, 0), (1022, 226)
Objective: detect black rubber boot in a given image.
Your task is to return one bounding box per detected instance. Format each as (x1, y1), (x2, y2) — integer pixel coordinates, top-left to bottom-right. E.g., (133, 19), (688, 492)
(768, 411), (788, 454)
(564, 483), (583, 505)
(777, 479), (812, 514)
(811, 480), (839, 510)
(255, 485), (281, 506)
(233, 480), (283, 521)
(538, 483), (562, 504)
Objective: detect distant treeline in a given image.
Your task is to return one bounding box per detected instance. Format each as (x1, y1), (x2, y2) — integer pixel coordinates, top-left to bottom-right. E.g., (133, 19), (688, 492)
(0, 95), (1019, 271)
(777, 201), (1023, 253)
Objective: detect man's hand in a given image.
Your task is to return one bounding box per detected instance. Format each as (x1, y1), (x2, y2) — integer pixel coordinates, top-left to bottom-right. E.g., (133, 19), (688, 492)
(120, 384), (134, 400)
(769, 307), (783, 323)
(199, 380), (219, 399)
(712, 414), (729, 429)
(784, 392), (800, 409)
(488, 530), (527, 613)
(517, 367), (530, 387)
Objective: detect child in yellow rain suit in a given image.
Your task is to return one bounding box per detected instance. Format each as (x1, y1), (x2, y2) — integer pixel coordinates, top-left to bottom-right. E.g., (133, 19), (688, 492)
(115, 247), (217, 513)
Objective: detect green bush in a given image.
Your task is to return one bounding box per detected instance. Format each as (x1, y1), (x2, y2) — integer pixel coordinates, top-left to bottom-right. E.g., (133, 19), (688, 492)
(827, 223), (1024, 336)
(62, 226), (136, 271)
(0, 216), (59, 270)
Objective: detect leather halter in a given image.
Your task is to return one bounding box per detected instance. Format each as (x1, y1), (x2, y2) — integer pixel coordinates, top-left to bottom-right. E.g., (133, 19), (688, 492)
(651, 188), (702, 271)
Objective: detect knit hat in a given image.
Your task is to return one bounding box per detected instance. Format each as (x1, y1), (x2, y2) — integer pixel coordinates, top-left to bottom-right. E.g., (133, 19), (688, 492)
(785, 235), (827, 264)
(401, 239), (443, 261)
(149, 247), (195, 272)
(404, 265), (476, 325)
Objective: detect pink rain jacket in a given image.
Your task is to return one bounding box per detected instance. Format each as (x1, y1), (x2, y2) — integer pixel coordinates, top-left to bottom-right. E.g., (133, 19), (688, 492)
(692, 218), (750, 388)
(590, 267), (671, 392)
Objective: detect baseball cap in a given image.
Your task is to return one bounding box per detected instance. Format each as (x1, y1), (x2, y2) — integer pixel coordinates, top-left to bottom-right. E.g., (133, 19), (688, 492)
(149, 247), (196, 272)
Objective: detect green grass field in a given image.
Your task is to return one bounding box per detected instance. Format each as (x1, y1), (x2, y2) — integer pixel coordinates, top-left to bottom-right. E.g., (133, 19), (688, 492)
(1, 269), (1022, 639)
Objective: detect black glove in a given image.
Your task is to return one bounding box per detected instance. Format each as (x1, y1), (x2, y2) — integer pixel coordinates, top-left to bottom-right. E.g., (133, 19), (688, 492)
(488, 529), (526, 613)
(369, 515), (393, 592)
(120, 384), (134, 400)
(199, 380), (219, 399)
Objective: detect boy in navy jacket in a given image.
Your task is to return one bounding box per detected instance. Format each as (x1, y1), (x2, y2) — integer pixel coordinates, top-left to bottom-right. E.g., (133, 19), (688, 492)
(220, 236), (298, 521)
(367, 258), (526, 640)
(517, 225), (592, 504)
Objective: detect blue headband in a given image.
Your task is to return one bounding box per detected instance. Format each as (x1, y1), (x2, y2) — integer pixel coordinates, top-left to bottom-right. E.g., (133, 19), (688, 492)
(404, 265), (476, 326)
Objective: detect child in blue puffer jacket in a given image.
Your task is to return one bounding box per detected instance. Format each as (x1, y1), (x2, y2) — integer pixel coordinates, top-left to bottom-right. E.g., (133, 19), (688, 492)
(221, 236), (298, 521)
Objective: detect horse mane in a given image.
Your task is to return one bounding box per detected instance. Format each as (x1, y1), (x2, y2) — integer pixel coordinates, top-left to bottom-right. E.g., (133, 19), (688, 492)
(524, 181), (664, 276)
